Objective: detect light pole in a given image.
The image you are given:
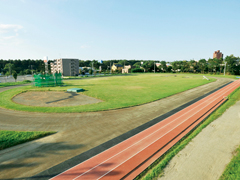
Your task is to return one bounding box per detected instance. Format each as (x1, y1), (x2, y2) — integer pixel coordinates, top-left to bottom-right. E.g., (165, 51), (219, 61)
(110, 62), (111, 74)
(92, 62), (94, 75)
(154, 61), (155, 73)
(224, 61), (227, 76)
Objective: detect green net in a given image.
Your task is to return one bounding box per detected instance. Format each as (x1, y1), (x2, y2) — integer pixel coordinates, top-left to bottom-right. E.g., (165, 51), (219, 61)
(33, 73), (63, 87)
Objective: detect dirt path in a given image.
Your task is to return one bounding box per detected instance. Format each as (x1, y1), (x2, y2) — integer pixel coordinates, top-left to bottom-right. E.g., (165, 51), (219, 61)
(159, 100), (240, 180)
(0, 78), (233, 179)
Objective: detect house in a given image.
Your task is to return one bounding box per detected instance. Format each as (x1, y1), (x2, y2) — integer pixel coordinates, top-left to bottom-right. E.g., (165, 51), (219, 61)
(156, 63), (161, 68)
(111, 64), (123, 71)
(122, 65), (132, 73)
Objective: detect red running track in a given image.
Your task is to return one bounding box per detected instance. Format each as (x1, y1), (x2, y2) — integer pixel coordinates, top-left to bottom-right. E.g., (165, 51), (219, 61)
(51, 80), (240, 180)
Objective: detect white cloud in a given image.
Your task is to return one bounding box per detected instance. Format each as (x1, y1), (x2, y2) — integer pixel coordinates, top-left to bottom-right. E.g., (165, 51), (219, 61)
(0, 24), (23, 45)
(80, 45), (90, 49)
(0, 24), (23, 33)
(2, 36), (15, 40)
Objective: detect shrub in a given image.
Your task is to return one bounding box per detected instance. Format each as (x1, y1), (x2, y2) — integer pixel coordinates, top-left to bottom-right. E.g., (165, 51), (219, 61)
(115, 69), (121, 73)
(23, 80), (31, 83)
(131, 68), (144, 73)
(89, 69), (93, 75)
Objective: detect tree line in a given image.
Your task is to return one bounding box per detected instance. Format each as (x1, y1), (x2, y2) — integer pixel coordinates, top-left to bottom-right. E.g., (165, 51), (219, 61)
(0, 55), (239, 76)
(0, 59), (51, 75)
(80, 55), (240, 75)
(170, 55), (240, 75)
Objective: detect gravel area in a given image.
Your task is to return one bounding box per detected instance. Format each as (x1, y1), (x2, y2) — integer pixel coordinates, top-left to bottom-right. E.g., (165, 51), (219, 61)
(12, 91), (102, 107)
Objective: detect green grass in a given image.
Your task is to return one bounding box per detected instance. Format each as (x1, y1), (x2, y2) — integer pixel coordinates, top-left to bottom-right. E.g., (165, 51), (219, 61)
(0, 74), (215, 113)
(0, 130), (54, 150)
(220, 145), (240, 179)
(64, 73), (125, 79)
(174, 72), (239, 80)
(198, 74), (240, 80)
(135, 86), (240, 180)
(0, 80), (31, 88)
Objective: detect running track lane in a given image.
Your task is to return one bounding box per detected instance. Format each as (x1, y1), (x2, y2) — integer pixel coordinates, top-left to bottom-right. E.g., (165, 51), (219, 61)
(124, 98), (227, 180)
(51, 80), (240, 180)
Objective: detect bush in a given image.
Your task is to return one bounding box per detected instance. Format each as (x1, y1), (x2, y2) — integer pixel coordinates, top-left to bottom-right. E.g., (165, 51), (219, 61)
(23, 80), (31, 83)
(131, 68), (144, 73)
(89, 69), (93, 75)
(115, 69), (121, 73)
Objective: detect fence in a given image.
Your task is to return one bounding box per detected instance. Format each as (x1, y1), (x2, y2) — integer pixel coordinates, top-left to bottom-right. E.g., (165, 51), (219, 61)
(33, 73), (63, 87)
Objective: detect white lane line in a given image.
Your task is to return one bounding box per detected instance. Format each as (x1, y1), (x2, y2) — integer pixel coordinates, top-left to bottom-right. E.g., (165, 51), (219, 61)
(72, 81), (240, 180)
(96, 81), (240, 180)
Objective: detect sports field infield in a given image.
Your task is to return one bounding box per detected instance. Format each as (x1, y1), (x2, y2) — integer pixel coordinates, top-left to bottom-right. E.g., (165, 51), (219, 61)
(0, 74), (215, 113)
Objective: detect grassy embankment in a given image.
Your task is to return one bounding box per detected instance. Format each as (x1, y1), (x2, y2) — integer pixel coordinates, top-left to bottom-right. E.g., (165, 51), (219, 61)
(0, 130), (54, 150)
(0, 74), (215, 113)
(136, 86), (240, 180)
(220, 129), (240, 179)
(0, 80), (31, 88)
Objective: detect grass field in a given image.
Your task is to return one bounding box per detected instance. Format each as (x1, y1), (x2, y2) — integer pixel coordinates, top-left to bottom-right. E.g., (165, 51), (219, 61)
(0, 80), (31, 88)
(189, 73), (240, 80)
(136, 86), (240, 180)
(0, 74), (215, 113)
(0, 130), (54, 150)
(220, 141), (240, 179)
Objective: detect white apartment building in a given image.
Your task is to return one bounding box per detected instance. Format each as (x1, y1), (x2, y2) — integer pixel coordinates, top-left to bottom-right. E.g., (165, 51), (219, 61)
(50, 58), (79, 76)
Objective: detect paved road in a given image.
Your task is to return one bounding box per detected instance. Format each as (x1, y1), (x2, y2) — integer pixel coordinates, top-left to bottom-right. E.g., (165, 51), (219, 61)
(0, 75), (32, 83)
(0, 77), (234, 180)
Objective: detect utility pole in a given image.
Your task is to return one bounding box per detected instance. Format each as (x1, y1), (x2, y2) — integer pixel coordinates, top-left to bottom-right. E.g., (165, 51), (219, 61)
(110, 62), (111, 74)
(224, 61), (227, 76)
(9, 64), (11, 75)
(154, 61), (155, 73)
(92, 62), (94, 75)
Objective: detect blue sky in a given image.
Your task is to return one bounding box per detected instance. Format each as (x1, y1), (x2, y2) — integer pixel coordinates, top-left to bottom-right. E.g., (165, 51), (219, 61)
(0, 0), (239, 61)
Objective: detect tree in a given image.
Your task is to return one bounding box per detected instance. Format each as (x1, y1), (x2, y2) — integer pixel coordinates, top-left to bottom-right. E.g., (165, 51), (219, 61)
(24, 69), (31, 74)
(225, 55), (240, 75)
(118, 60), (129, 66)
(160, 61), (167, 72)
(171, 61), (179, 72)
(198, 59), (207, 74)
(142, 61), (149, 72)
(89, 69), (93, 75)
(13, 71), (17, 82)
(181, 61), (189, 72)
(188, 60), (198, 73)
(167, 66), (173, 72)
(133, 62), (141, 68)
(5, 71), (9, 77)
(4, 63), (14, 75)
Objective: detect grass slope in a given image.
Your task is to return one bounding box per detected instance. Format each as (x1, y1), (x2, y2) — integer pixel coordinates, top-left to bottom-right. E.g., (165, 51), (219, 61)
(0, 130), (54, 150)
(0, 74), (215, 113)
(136, 86), (240, 180)
(220, 143), (240, 178)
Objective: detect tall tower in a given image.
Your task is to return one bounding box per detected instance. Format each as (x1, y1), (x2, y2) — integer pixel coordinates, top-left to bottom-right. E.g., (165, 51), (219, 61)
(43, 56), (48, 74)
(213, 50), (223, 59)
